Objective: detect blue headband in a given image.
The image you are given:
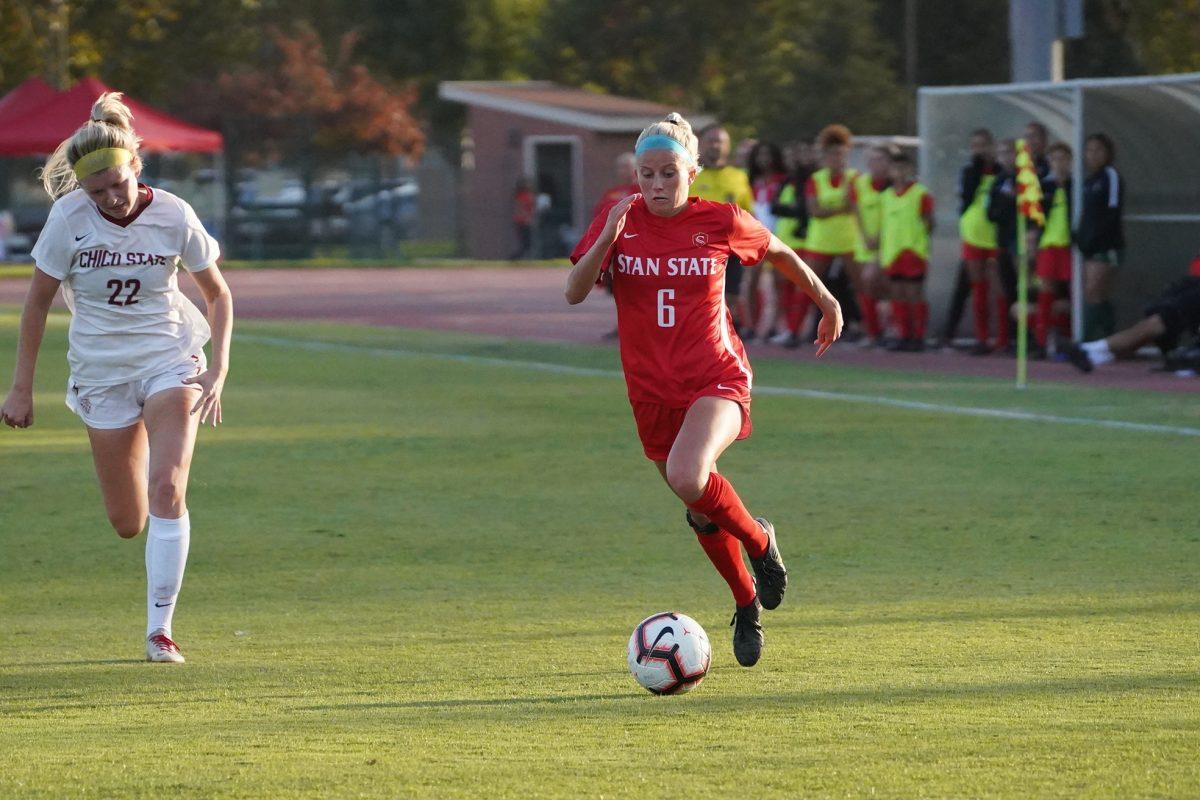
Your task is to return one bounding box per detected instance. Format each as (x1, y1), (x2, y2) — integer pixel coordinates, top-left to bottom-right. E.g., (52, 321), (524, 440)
(636, 135), (695, 164)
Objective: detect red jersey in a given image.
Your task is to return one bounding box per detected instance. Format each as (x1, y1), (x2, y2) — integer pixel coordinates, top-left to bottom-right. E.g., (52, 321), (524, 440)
(513, 190), (535, 225)
(592, 182), (640, 218)
(571, 197), (771, 406)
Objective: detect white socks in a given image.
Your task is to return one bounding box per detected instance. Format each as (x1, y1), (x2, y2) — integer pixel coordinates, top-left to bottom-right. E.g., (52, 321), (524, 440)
(1081, 339), (1114, 366)
(146, 511), (191, 638)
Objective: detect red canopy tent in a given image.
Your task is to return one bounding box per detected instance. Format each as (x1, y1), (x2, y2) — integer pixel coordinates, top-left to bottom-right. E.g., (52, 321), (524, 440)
(0, 77), (59, 122)
(0, 77), (222, 155)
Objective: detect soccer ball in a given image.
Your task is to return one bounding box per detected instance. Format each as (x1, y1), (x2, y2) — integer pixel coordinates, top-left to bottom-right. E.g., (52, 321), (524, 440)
(627, 612), (711, 695)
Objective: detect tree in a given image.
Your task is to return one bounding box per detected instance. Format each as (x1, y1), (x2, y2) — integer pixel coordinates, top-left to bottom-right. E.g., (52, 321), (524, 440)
(193, 24), (425, 163)
(533, 0), (906, 138)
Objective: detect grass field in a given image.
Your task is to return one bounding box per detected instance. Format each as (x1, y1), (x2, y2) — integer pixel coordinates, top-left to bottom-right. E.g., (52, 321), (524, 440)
(1, 310), (1197, 798)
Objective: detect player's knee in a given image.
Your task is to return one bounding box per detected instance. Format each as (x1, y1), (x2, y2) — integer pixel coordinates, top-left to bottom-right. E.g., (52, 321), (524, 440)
(149, 471), (187, 516)
(664, 461), (706, 503)
(110, 513), (145, 539)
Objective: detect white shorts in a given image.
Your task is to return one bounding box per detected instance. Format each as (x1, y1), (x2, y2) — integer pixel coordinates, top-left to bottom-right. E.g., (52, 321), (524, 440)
(65, 353), (206, 429)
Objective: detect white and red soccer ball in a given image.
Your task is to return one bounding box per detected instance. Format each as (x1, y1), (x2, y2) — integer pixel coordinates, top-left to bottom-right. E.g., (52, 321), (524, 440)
(627, 612), (711, 695)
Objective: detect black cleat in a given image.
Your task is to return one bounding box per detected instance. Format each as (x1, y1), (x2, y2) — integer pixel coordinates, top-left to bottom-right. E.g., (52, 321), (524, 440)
(748, 518), (787, 610)
(730, 596), (763, 667)
(1064, 342), (1094, 373)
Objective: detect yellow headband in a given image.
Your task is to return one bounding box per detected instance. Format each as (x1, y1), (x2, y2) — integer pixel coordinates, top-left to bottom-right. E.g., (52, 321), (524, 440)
(73, 147), (134, 181)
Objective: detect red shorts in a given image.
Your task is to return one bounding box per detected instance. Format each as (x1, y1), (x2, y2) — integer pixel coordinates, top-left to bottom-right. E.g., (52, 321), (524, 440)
(886, 250), (927, 280)
(961, 243), (998, 261)
(1036, 246), (1072, 282)
(631, 380), (752, 462)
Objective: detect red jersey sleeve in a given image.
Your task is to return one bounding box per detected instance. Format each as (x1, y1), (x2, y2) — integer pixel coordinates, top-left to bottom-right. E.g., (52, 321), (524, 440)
(804, 177), (817, 198)
(570, 203), (615, 269)
(921, 193), (935, 216)
(727, 203), (772, 265)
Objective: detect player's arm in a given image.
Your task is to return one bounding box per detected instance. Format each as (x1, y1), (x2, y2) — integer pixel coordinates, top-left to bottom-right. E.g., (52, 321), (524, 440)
(764, 234), (844, 356)
(184, 264), (233, 426)
(1, 269), (62, 428)
(565, 193), (637, 305)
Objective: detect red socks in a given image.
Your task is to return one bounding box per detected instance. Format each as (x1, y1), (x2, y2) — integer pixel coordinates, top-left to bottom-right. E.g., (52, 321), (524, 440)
(891, 300), (912, 339)
(788, 292), (812, 335)
(687, 473), (768, 558)
(1035, 290), (1055, 347)
(857, 292), (882, 338)
(971, 280), (989, 343)
(914, 302), (928, 340)
(994, 294), (1010, 349)
(694, 529), (756, 606)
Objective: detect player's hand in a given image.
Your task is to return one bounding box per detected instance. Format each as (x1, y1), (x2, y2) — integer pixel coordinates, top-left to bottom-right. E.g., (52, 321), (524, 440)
(1, 388), (34, 428)
(814, 303), (844, 358)
(603, 193), (639, 241)
(183, 368), (226, 427)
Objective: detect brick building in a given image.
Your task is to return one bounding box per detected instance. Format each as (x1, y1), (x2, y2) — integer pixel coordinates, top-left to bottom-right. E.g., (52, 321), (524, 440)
(438, 81), (713, 259)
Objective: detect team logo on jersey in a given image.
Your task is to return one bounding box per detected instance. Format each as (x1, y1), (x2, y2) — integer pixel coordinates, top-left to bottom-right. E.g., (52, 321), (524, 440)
(693, 233), (709, 247)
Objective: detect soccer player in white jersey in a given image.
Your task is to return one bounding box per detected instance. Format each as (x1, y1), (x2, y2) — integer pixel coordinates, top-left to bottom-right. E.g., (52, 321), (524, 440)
(1, 93), (233, 663)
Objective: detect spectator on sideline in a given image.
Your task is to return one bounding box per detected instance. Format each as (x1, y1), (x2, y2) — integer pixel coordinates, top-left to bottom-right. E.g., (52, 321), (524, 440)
(770, 140), (817, 347)
(744, 141), (788, 341)
(690, 124), (755, 327)
(879, 151), (935, 351)
(510, 178), (535, 260)
(1025, 121), (1051, 178)
(852, 144), (895, 347)
(1066, 254), (1200, 372)
(1077, 133), (1124, 339)
(958, 128), (1006, 355)
(1032, 143), (1074, 356)
(802, 125), (880, 344)
(986, 138), (1021, 355)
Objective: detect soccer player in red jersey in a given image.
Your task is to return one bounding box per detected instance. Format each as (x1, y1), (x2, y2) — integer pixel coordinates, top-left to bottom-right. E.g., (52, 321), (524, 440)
(566, 113), (843, 667)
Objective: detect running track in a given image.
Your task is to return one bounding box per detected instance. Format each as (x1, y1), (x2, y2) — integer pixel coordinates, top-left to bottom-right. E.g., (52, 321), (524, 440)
(1, 267), (1195, 393)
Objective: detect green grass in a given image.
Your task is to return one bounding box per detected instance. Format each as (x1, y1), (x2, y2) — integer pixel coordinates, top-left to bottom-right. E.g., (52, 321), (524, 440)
(1, 313), (1197, 799)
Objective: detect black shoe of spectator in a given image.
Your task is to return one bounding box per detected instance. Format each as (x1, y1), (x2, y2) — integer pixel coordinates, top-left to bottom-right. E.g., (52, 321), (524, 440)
(906, 338), (926, 353)
(1064, 343), (1094, 373)
(782, 332), (802, 349)
(1029, 344), (1047, 360)
(885, 337), (906, 352)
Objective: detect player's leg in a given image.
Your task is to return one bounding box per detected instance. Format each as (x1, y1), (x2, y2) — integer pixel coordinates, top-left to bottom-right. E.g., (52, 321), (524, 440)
(655, 461), (755, 609)
(666, 397), (786, 601)
(1084, 258), (1115, 339)
(1066, 314), (1167, 372)
(846, 258), (882, 343)
(86, 422), (150, 539)
(141, 386), (202, 662)
(911, 278), (929, 349)
(966, 256), (991, 352)
(988, 255), (1010, 351)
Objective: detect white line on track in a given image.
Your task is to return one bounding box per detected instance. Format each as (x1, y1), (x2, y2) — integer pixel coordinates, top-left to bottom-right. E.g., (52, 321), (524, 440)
(239, 334), (1200, 438)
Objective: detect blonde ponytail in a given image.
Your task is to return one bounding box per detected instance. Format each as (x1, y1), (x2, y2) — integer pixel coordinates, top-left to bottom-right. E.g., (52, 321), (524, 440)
(41, 92), (143, 199)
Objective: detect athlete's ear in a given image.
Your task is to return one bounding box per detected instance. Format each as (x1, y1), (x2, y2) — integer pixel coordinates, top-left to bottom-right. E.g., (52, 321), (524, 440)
(132, 156), (144, 178)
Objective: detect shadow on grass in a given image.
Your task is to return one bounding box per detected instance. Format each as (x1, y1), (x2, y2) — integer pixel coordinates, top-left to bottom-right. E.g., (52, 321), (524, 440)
(296, 670), (1200, 716)
(0, 658), (144, 669)
(776, 597), (1200, 631)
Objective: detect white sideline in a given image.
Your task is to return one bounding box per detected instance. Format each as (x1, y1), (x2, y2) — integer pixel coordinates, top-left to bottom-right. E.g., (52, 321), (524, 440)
(238, 334), (1200, 438)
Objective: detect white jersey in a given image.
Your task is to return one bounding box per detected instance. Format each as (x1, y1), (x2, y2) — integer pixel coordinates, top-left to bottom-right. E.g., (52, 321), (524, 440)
(31, 186), (218, 386)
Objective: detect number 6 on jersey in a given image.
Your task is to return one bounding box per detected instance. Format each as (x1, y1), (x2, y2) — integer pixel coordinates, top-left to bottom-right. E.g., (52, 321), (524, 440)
(657, 288), (675, 328)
